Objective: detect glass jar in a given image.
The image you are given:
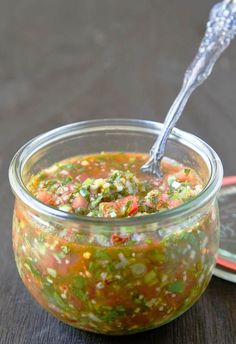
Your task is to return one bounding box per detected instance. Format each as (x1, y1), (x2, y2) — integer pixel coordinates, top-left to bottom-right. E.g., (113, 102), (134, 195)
(9, 119), (223, 335)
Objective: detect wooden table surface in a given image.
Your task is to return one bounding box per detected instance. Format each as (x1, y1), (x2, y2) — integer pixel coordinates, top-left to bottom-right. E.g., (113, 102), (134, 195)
(0, 0), (235, 343)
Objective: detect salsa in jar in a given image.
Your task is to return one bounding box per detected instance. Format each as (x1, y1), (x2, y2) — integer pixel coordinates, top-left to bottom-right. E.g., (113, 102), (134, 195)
(12, 151), (219, 334)
(27, 152), (203, 218)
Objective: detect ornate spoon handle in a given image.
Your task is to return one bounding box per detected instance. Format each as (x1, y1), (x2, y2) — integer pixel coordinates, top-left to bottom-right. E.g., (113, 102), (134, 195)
(141, 0), (236, 177)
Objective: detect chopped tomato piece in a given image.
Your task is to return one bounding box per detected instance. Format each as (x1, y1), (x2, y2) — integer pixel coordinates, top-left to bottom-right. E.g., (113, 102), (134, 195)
(72, 195), (88, 209)
(167, 199), (183, 208)
(111, 233), (129, 244)
(116, 196), (139, 215)
(175, 168), (199, 185)
(157, 199), (168, 210)
(37, 191), (55, 205)
(100, 196), (139, 217)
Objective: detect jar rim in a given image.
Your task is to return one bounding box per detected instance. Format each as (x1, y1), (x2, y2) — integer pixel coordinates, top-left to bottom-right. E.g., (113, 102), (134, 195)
(9, 119), (223, 226)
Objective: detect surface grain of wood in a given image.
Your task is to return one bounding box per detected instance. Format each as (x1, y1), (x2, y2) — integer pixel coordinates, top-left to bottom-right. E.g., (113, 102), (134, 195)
(0, 1), (235, 343)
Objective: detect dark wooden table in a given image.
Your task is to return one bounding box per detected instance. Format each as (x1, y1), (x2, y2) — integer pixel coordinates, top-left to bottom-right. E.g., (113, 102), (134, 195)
(0, 0), (235, 343)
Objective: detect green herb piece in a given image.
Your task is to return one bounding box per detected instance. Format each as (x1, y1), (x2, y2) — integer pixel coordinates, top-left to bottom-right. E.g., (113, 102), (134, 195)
(76, 207), (89, 216)
(43, 286), (68, 310)
(38, 172), (47, 181)
(61, 176), (73, 186)
(47, 267), (57, 278)
(178, 231), (197, 248)
(144, 238), (153, 244)
(88, 261), (96, 273)
(167, 281), (184, 293)
(71, 275), (87, 301)
(87, 209), (99, 217)
(79, 188), (90, 198)
(167, 176), (176, 186)
(123, 200), (132, 216)
(44, 179), (58, 189)
(24, 262), (41, 277)
(90, 195), (103, 209)
(107, 263), (115, 273)
(95, 251), (110, 260)
(73, 288), (87, 301)
(144, 270), (157, 284)
(100, 305), (126, 322)
(60, 163), (79, 170)
(149, 249), (165, 263)
(73, 276), (86, 289)
(101, 310), (118, 322)
(116, 305), (126, 315)
(82, 178), (93, 187)
(61, 245), (70, 255)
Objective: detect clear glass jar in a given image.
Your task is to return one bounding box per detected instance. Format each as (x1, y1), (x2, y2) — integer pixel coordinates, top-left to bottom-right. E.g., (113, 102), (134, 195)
(9, 119), (223, 335)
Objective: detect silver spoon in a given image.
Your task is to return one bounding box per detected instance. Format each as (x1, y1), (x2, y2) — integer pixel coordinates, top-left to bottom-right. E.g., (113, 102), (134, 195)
(141, 0), (236, 177)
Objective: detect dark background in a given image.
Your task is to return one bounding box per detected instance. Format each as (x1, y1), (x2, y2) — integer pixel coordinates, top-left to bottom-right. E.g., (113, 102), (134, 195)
(0, 0), (235, 343)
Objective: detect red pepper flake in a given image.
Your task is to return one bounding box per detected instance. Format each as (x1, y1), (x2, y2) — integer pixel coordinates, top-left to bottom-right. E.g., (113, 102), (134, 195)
(111, 233), (129, 245)
(59, 284), (68, 292)
(104, 278), (112, 286)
